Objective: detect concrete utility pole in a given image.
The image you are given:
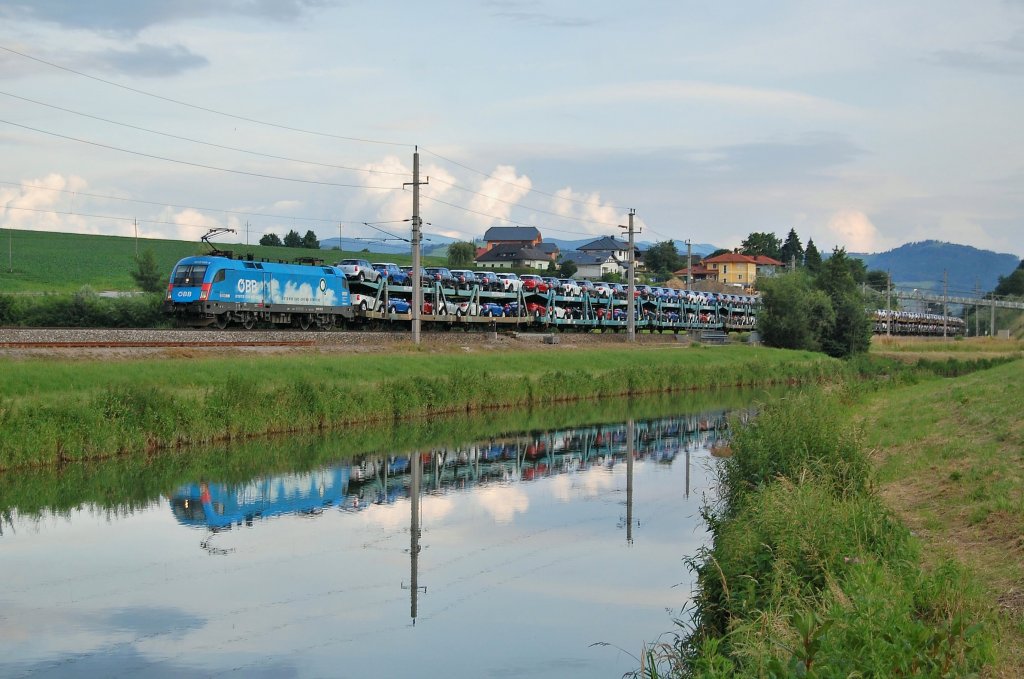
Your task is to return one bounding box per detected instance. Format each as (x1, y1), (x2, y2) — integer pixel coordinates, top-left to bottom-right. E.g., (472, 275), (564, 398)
(405, 148), (428, 345)
(886, 271), (892, 337)
(134, 218), (139, 257)
(620, 209), (638, 342)
(990, 296), (996, 337)
(943, 269), (948, 338)
(975, 279), (980, 338)
(686, 239), (693, 289)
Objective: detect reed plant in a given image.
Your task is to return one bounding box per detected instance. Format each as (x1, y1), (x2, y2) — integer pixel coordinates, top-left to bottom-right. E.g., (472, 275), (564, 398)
(672, 389), (995, 678)
(0, 346), (840, 469)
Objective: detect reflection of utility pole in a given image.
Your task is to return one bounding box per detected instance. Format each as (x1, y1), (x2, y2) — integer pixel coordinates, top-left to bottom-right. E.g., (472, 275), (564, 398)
(685, 448), (691, 500)
(403, 452), (425, 625)
(626, 419), (634, 546)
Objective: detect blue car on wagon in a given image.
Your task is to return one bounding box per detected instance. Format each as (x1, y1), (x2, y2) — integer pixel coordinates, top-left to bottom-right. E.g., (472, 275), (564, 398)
(164, 255), (354, 330)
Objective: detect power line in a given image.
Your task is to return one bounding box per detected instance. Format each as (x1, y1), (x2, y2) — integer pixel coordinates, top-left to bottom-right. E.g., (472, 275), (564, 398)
(0, 90), (410, 178)
(0, 118), (403, 190)
(420, 145), (628, 211)
(427, 175), (622, 228)
(418, 193), (601, 239)
(0, 179), (367, 226)
(0, 44), (412, 149)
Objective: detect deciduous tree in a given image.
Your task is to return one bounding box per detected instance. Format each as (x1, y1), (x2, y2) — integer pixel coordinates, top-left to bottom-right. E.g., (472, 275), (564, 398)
(259, 233), (282, 246)
(741, 232), (782, 260)
(446, 241), (476, 268)
(283, 229), (302, 248)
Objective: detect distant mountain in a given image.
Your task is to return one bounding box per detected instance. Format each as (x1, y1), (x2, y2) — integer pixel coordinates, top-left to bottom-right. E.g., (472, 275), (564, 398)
(543, 237), (719, 257)
(320, 232), (459, 256)
(851, 241), (1020, 295)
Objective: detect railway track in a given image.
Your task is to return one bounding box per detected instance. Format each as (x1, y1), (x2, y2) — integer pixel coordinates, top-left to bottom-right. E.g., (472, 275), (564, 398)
(0, 339), (316, 349)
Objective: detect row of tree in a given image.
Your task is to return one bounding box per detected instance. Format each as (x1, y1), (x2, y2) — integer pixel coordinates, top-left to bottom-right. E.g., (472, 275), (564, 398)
(259, 230), (320, 249)
(758, 247), (873, 358)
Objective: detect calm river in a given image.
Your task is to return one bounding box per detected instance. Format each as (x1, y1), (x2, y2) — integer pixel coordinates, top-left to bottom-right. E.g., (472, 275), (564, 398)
(0, 392), (764, 678)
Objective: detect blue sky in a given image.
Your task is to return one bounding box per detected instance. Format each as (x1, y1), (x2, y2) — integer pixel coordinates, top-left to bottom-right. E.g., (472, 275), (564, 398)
(1, 0), (1022, 258)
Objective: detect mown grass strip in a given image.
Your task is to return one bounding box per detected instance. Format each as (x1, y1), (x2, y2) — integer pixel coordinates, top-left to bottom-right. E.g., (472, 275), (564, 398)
(0, 345), (838, 469)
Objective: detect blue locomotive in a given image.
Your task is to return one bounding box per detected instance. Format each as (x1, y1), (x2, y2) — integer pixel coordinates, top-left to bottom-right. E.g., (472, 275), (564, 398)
(164, 255), (353, 329)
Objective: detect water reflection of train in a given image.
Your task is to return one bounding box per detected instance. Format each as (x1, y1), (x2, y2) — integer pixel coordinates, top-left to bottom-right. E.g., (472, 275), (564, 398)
(168, 410), (734, 531)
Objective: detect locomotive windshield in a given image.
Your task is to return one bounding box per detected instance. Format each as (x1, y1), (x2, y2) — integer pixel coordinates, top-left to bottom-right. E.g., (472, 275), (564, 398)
(172, 264), (208, 286)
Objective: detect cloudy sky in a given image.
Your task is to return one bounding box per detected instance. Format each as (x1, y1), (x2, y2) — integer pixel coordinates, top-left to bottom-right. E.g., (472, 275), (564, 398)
(1, 0), (1022, 257)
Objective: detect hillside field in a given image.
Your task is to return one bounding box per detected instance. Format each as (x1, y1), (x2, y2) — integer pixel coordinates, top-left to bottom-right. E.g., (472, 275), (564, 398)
(0, 229), (444, 293)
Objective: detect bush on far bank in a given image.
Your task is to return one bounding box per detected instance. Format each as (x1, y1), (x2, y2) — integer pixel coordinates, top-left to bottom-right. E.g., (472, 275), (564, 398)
(0, 288), (169, 328)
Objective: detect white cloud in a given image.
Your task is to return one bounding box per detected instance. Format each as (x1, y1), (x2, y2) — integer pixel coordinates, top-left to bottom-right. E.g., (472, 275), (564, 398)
(550, 187), (628, 235)
(467, 165), (532, 226)
(825, 209), (886, 252)
(0, 174), (95, 234)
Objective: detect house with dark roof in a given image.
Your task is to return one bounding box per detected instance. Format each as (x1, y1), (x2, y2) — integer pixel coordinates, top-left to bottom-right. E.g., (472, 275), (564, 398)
(481, 226), (542, 253)
(563, 251), (622, 279)
(578, 236), (644, 269)
(475, 243), (553, 269)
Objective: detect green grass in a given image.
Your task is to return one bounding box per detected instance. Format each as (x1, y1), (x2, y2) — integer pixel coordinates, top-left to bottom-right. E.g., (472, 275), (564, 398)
(667, 388), (996, 678)
(0, 228), (446, 293)
(0, 345), (839, 469)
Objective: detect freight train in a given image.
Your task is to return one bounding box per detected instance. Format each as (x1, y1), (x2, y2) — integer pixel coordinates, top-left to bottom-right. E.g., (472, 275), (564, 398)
(163, 253), (963, 336)
(163, 254), (758, 333)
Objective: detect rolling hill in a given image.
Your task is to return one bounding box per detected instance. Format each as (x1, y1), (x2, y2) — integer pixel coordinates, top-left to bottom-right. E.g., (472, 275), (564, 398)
(851, 241), (1020, 295)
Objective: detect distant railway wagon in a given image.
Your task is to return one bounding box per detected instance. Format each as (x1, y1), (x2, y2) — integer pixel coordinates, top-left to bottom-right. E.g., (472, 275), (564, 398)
(164, 255), (353, 329)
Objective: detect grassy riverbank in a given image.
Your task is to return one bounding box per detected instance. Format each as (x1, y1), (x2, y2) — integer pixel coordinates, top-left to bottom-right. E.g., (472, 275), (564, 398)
(0, 387), (766, 517)
(667, 352), (1023, 677)
(0, 344), (837, 470)
(862, 359), (1024, 675)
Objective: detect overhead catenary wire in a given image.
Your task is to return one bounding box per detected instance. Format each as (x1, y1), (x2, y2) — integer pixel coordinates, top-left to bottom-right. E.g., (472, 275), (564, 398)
(420, 145), (629, 212)
(1, 44), (669, 242)
(1, 204), (404, 238)
(0, 44), (412, 149)
(0, 118), (403, 191)
(0, 179), (372, 227)
(417, 193), (605, 239)
(0, 90), (411, 178)
(2, 45), (636, 222)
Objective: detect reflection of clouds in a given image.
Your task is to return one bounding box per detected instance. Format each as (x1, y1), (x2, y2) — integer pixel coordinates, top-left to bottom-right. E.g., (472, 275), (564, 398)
(474, 486), (529, 524)
(360, 501), (409, 530)
(422, 495), (455, 521)
(549, 469), (616, 502)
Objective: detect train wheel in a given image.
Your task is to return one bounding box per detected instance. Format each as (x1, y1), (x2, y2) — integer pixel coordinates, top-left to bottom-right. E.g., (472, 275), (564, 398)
(242, 314), (256, 330)
(214, 313), (230, 330)
(298, 314), (311, 331)
(359, 301), (368, 312)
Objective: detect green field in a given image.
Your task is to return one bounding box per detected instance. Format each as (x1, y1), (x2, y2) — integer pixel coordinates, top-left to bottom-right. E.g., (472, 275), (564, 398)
(0, 228), (445, 293)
